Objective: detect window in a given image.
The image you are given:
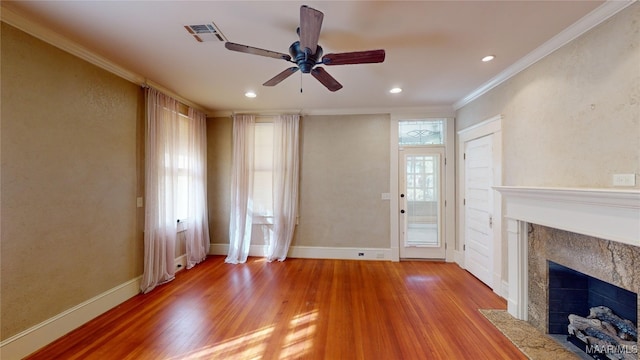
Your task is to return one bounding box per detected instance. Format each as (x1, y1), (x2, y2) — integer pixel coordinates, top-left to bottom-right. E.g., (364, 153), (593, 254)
(253, 121), (274, 223)
(399, 119), (444, 145)
(406, 155), (436, 201)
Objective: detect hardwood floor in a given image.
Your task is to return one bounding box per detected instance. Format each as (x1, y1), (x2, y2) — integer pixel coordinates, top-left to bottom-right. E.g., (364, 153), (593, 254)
(26, 256), (526, 359)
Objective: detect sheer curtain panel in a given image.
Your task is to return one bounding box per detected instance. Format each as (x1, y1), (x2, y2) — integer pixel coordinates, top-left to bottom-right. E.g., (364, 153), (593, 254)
(267, 114), (300, 261)
(141, 88), (179, 293)
(185, 108), (210, 269)
(226, 115), (255, 264)
(141, 88), (211, 293)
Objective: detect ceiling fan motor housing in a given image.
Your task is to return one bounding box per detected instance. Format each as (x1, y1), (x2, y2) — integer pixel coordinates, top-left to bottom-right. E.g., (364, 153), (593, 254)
(289, 41), (322, 73)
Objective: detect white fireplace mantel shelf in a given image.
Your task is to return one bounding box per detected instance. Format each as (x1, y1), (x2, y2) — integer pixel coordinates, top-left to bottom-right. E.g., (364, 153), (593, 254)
(494, 186), (640, 247)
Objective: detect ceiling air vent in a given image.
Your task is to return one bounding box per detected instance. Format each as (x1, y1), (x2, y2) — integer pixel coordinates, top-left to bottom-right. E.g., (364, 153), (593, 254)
(184, 22), (227, 42)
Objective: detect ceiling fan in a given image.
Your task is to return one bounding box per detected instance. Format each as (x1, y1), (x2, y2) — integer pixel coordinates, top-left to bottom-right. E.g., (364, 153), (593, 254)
(225, 5), (386, 92)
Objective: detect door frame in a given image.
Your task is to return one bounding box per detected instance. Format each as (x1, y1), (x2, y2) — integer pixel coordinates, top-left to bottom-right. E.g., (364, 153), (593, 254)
(456, 114), (504, 295)
(389, 115), (455, 262)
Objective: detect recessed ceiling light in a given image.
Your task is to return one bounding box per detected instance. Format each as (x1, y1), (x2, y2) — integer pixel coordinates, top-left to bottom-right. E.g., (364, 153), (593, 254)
(245, 91), (257, 98)
(482, 55), (495, 62)
(389, 87), (402, 94)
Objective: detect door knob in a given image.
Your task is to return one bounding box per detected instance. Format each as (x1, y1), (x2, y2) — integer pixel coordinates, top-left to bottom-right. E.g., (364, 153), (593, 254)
(400, 193), (405, 197)
(400, 210), (405, 214)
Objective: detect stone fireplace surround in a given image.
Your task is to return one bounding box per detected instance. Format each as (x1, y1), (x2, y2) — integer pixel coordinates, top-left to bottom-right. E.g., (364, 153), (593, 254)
(495, 187), (640, 347)
(529, 225), (638, 335)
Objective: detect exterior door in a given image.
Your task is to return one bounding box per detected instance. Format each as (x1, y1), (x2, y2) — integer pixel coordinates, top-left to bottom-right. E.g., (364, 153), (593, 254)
(463, 134), (494, 287)
(399, 147), (445, 259)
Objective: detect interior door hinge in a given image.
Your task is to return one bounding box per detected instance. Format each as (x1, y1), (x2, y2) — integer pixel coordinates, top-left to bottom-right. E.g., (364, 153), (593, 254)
(463, 198), (466, 205)
(444, 158), (447, 166)
(463, 244), (466, 251)
(463, 153), (466, 160)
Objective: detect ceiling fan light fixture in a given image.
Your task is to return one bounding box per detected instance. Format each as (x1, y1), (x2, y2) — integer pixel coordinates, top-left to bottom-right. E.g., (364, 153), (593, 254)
(482, 55), (495, 62)
(389, 87), (402, 94)
(245, 91), (257, 98)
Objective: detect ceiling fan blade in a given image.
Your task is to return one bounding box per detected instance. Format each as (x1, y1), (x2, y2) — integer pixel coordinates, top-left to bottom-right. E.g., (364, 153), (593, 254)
(225, 42), (291, 61)
(311, 67), (342, 92)
(263, 67), (299, 86)
(299, 5), (323, 55)
(322, 49), (386, 66)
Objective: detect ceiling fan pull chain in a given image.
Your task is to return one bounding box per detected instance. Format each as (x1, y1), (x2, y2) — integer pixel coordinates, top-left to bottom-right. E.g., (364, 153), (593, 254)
(300, 72), (303, 93)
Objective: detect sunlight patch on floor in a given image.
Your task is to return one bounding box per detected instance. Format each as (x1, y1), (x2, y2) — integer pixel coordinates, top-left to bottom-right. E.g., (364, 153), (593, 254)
(279, 310), (319, 359)
(168, 310), (319, 359)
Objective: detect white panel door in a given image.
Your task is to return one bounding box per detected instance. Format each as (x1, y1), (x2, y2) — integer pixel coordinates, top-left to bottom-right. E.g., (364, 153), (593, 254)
(464, 135), (494, 287)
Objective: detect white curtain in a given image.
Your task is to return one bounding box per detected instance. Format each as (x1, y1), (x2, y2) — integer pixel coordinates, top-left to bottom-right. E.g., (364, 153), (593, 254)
(267, 114), (300, 261)
(226, 114), (255, 264)
(141, 88), (211, 293)
(185, 108), (210, 269)
(142, 88), (179, 293)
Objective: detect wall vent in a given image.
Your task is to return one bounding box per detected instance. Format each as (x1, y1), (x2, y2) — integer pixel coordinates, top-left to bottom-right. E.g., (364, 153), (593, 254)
(184, 22), (227, 42)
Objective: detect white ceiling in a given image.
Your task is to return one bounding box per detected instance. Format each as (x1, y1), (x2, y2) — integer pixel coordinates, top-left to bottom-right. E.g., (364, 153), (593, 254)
(3, 1), (606, 115)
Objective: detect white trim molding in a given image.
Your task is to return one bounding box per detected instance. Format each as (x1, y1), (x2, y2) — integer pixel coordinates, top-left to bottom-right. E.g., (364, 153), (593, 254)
(495, 186), (640, 320)
(453, 0), (636, 110)
(208, 244), (394, 261)
(0, 277), (142, 360)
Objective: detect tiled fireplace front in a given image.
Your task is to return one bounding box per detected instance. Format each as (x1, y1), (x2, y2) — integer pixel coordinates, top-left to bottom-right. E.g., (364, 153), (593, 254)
(527, 224), (639, 344)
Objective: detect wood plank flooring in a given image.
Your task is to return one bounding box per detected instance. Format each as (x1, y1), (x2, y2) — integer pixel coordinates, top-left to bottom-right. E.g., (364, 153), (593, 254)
(26, 256), (526, 359)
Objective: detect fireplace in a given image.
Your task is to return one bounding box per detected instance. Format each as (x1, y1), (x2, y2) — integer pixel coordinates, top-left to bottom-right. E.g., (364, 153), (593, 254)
(547, 260), (638, 358)
(495, 187), (640, 357)
(548, 261), (637, 335)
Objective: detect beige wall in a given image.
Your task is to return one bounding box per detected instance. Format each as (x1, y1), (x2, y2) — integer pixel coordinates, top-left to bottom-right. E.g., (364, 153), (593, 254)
(455, 4), (639, 287)
(456, 4), (640, 188)
(206, 114), (391, 250)
(206, 116), (233, 244)
(297, 114), (390, 248)
(1, 23), (144, 340)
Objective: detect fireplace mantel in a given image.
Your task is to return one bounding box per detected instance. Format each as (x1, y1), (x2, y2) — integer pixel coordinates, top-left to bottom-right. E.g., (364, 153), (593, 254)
(493, 186), (640, 320)
(495, 186), (640, 247)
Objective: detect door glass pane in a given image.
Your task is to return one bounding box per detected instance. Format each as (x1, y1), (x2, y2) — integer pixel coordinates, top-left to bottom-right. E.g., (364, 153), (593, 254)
(405, 154), (440, 247)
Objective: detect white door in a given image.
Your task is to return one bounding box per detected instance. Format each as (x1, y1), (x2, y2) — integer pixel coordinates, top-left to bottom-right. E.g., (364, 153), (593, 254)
(464, 135), (494, 286)
(399, 147), (446, 259)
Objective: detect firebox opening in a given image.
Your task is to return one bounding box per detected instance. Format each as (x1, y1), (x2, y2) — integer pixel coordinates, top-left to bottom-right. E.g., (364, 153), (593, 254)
(548, 260), (638, 358)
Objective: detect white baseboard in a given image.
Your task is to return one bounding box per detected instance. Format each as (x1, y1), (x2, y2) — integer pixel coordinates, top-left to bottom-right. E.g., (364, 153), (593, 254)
(0, 277), (141, 360)
(289, 246), (392, 261)
(209, 243), (393, 261)
(501, 280), (509, 300)
(453, 250), (465, 267)
(175, 254), (187, 271)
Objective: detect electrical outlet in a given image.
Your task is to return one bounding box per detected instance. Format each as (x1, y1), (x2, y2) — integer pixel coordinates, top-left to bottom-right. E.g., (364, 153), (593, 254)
(358, 252), (365, 257)
(612, 174), (636, 187)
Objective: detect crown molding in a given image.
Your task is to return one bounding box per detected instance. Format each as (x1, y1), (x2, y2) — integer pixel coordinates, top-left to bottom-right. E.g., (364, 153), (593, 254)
(1, 5), (144, 85)
(453, 0), (636, 110)
(209, 105), (454, 118)
(1, 4), (211, 115)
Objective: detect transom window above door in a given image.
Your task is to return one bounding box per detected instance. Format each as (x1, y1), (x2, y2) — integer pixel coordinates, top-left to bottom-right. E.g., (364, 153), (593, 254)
(398, 120), (444, 145)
